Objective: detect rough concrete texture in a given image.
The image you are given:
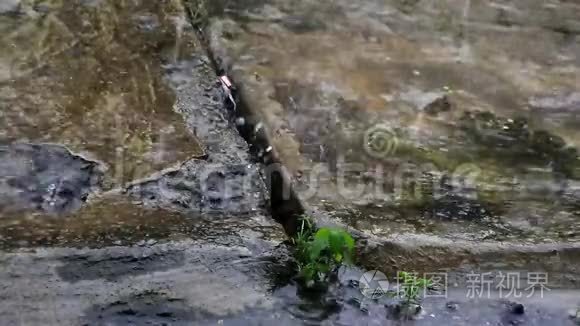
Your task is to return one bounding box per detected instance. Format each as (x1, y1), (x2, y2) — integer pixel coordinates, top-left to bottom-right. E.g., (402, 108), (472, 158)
(0, 143), (103, 216)
(0, 231), (290, 325)
(203, 0), (580, 285)
(0, 0), (293, 324)
(1, 0), (580, 324)
(0, 0), (206, 188)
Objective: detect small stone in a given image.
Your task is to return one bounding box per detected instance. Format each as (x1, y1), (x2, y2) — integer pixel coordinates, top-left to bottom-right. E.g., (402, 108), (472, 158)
(568, 308), (580, 322)
(235, 117), (245, 126)
(156, 311), (174, 318)
(347, 297), (362, 308)
(446, 301), (459, 311)
(348, 298), (369, 314)
(511, 303), (525, 315)
(412, 304), (422, 315)
(423, 95), (452, 115)
(347, 279), (360, 288)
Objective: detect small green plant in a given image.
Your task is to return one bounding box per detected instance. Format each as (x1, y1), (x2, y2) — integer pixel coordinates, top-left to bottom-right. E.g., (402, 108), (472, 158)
(397, 271), (432, 305)
(292, 217), (355, 286)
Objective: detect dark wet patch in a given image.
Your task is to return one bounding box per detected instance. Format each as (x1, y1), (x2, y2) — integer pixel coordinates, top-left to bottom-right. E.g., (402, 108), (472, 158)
(57, 250), (185, 282)
(459, 111), (580, 177)
(264, 267), (580, 326)
(280, 14), (327, 34)
(423, 94), (452, 116)
(393, 0), (421, 15)
(421, 194), (496, 221)
(126, 161), (266, 215)
(84, 290), (212, 325)
(0, 143), (103, 216)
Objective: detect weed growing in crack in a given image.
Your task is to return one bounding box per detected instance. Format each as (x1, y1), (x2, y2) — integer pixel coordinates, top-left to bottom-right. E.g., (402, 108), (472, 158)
(291, 216), (355, 287)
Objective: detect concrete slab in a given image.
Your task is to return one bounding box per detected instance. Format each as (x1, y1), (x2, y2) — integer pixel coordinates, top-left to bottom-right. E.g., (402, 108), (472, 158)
(202, 0), (580, 284)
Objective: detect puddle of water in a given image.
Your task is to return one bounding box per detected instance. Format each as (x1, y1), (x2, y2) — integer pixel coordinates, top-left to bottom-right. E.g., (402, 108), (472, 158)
(0, 0), (204, 189)
(187, 265), (580, 326)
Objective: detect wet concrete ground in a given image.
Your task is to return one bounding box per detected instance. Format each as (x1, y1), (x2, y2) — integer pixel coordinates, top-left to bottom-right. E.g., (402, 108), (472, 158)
(202, 0), (580, 281)
(1, 0), (580, 325)
(196, 0), (580, 323)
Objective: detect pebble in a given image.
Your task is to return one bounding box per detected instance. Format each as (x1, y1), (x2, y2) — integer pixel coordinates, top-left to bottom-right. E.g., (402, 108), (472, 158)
(510, 303), (525, 315)
(347, 279), (360, 288)
(568, 308), (580, 323)
(235, 117), (246, 126)
(146, 239), (158, 246)
(446, 301), (459, 311)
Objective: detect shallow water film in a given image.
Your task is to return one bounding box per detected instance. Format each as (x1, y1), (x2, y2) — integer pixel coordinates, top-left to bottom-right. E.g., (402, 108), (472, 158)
(0, 0), (580, 325)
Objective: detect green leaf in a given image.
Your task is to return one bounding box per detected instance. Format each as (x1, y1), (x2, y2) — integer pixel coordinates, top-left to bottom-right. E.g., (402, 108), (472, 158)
(309, 237), (329, 261)
(293, 222), (356, 287)
(341, 232), (355, 265)
(314, 228), (356, 264)
(342, 231), (355, 251)
(301, 263), (316, 282)
(316, 263), (330, 273)
(314, 228), (331, 242)
(327, 229), (344, 254)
